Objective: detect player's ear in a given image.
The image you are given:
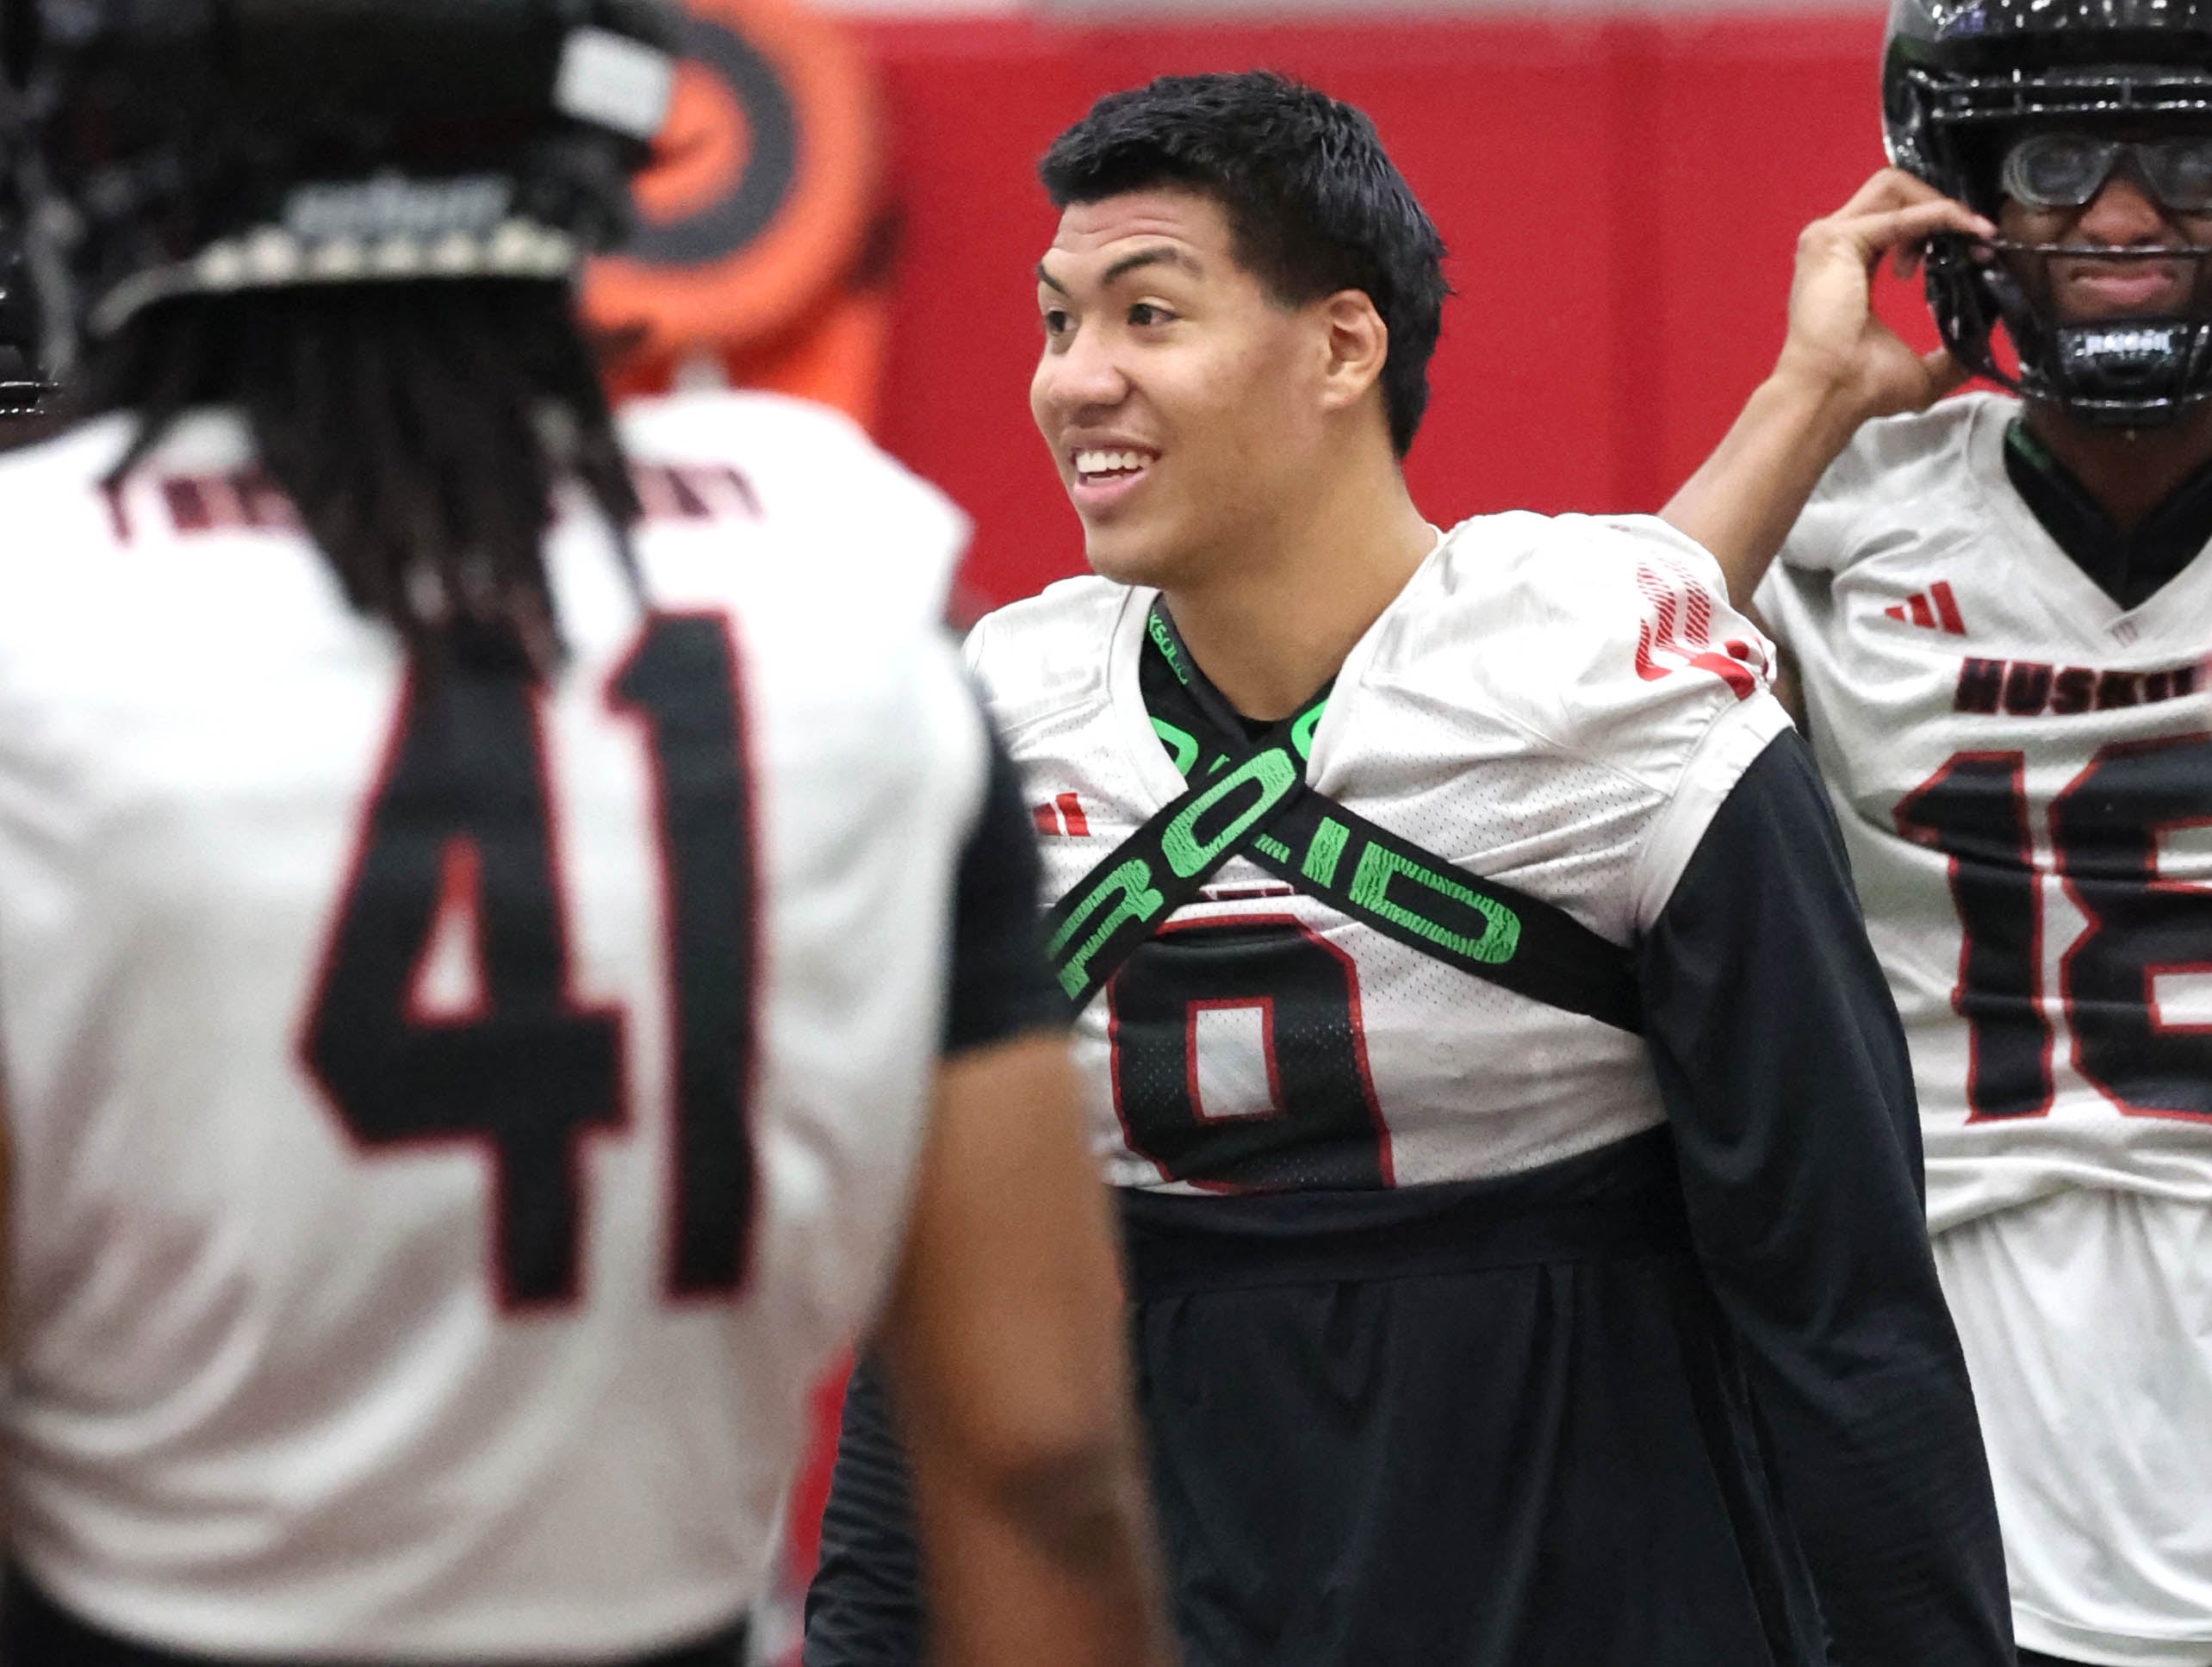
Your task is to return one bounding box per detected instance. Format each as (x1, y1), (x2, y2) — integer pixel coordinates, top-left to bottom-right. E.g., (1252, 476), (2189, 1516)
(1314, 289), (1389, 420)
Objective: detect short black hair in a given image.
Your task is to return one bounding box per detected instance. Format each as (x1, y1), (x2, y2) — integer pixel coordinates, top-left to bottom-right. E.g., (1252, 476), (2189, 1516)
(1039, 71), (1448, 457)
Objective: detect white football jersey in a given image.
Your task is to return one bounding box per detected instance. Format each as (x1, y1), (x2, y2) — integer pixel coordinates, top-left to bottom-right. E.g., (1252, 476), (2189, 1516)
(0, 391), (984, 1660)
(1760, 389), (2212, 1665)
(966, 513), (1789, 1196)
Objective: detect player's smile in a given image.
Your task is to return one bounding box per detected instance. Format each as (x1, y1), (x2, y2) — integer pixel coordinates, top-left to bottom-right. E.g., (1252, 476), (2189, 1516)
(1066, 439), (1159, 511)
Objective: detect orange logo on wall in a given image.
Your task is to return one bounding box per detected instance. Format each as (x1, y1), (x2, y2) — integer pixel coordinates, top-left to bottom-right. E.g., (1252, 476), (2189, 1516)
(585, 0), (878, 364)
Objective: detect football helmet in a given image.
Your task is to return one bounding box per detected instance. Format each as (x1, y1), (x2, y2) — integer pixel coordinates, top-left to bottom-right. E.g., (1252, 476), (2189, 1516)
(0, 242), (42, 413)
(1885, 0), (2212, 425)
(0, 0), (680, 379)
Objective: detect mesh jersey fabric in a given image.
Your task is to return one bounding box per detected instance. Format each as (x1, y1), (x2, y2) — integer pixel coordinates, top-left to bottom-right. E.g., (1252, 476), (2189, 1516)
(964, 513), (1788, 1196)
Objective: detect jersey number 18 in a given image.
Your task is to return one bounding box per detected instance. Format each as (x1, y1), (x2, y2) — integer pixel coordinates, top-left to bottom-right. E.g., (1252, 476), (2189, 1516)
(1898, 731), (2212, 1123)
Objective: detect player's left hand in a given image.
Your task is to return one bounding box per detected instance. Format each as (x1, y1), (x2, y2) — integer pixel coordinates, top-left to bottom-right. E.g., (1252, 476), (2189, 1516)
(1773, 167), (1998, 426)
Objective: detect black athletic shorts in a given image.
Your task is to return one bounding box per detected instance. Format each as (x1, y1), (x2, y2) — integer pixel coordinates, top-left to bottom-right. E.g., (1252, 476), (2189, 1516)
(808, 1129), (1828, 1667)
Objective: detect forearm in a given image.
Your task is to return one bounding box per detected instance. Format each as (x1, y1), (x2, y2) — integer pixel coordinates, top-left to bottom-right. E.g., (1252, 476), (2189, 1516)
(906, 1410), (1174, 1667)
(883, 1033), (1176, 1667)
(1662, 370), (1867, 608)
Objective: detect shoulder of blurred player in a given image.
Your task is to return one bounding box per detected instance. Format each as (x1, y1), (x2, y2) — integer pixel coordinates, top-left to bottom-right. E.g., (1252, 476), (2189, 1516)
(0, 410), (239, 608)
(1777, 389), (2012, 578)
(960, 573), (1126, 723)
(618, 389), (969, 608)
(0, 409), (133, 500)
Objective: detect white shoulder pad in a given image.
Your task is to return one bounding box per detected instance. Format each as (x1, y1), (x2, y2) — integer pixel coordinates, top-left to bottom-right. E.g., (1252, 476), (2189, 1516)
(1405, 511), (1793, 927)
(0, 414), (207, 603)
(962, 574), (1128, 735)
(619, 390), (970, 622)
(1778, 391), (2005, 575)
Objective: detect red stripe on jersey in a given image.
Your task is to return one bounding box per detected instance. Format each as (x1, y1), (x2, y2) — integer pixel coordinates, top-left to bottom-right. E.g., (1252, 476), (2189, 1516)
(1885, 604), (1907, 623)
(1055, 792), (1090, 837)
(1632, 558), (1758, 700)
(1908, 592), (1936, 629)
(1930, 581), (1967, 636)
(1032, 803), (1063, 836)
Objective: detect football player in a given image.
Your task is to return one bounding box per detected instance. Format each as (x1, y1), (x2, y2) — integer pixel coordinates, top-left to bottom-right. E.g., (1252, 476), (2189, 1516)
(804, 70), (2013, 1667)
(0, 2), (1173, 1664)
(1666, 3), (2212, 1664)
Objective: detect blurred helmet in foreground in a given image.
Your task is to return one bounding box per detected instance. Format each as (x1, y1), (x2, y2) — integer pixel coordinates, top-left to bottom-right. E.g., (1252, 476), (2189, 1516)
(0, 0), (681, 380)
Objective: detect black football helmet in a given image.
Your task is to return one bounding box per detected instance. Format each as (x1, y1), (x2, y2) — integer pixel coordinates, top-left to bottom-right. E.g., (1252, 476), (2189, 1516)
(1885, 0), (2212, 425)
(0, 0), (680, 381)
(0, 241), (44, 413)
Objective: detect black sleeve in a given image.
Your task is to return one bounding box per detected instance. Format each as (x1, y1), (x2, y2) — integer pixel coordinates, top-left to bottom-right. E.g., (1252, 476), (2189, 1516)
(941, 712), (1068, 1056)
(802, 1354), (927, 1667)
(1638, 730), (2014, 1667)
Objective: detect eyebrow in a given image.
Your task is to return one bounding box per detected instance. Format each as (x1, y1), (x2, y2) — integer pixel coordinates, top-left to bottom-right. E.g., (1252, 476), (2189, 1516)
(1035, 245), (1203, 295)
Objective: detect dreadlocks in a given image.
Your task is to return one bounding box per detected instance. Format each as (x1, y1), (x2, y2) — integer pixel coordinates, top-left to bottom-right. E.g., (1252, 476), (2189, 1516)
(84, 280), (639, 673)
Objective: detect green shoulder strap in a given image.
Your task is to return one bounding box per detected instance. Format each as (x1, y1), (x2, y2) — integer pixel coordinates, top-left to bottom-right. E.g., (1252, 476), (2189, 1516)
(1041, 695), (1640, 1031)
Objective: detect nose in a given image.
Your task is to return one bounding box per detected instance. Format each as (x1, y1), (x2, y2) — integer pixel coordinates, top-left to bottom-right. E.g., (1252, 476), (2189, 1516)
(1034, 319), (1130, 421)
(2076, 163), (2172, 246)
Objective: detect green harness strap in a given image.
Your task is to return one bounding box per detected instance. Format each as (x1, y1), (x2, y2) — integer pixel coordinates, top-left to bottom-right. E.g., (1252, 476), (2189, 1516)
(1041, 693), (1640, 1031)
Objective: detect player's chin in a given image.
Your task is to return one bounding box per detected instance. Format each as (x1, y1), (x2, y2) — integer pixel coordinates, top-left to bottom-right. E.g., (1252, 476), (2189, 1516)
(1081, 520), (1181, 588)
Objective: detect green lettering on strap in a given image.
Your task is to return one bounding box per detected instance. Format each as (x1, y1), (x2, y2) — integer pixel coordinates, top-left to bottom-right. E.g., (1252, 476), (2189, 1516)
(1253, 834), (1293, 862)
(1348, 843), (1521, 965)
(1302, 817), (1350, 886)
(1160, 748), (1300, 879)
(1047, 858), (1166, 999)
(1291, 701), (1327, 761)
(1146, 611), (1193, 686)
(1151, 717), (1200, 776)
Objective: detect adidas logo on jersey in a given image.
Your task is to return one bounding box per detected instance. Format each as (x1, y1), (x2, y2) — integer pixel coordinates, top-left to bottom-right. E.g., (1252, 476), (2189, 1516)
(1033, 793), (1090, 837)
(1883, 582), (1966, 635)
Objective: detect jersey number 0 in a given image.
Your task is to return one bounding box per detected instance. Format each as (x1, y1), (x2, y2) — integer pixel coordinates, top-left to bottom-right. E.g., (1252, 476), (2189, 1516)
(301, 612), (758, 1311)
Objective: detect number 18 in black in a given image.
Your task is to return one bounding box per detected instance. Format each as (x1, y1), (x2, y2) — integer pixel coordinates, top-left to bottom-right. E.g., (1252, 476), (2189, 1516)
(1896, 732), (2212, 1123)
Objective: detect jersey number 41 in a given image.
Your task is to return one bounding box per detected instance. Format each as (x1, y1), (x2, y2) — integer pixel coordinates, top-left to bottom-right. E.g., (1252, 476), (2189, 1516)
(300, 612), (757, 1312)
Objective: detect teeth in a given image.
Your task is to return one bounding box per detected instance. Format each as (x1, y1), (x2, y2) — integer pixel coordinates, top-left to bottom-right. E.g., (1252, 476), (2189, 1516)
(1074, 448), (1151, 476)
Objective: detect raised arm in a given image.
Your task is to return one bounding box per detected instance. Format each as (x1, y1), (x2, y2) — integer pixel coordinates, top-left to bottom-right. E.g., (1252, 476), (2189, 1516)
(1662, 169), (1994, 606)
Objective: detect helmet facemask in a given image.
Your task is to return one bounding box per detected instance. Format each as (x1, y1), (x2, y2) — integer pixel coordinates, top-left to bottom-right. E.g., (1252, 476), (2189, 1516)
(1890, 38), (2212, 426)
(1923, 219), (2212, 426)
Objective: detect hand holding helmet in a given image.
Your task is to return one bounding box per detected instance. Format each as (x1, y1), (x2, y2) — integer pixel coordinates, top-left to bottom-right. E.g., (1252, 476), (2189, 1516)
(1774, 165), (1995, 430)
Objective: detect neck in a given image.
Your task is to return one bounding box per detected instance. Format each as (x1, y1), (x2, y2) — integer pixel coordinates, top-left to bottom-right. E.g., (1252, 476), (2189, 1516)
(2022, 399), (2212, 533)
(1160, 455), (1434, 721)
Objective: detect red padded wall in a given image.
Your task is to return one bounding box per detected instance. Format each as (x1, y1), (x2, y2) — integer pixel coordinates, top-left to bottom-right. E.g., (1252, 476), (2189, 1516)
(851, 9), (1945, 611)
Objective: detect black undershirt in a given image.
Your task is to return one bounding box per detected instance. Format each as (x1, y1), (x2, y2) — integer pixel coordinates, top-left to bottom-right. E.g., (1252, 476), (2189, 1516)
(940, 713), (1066, 1056)
(2003, 419), (2212, 609)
